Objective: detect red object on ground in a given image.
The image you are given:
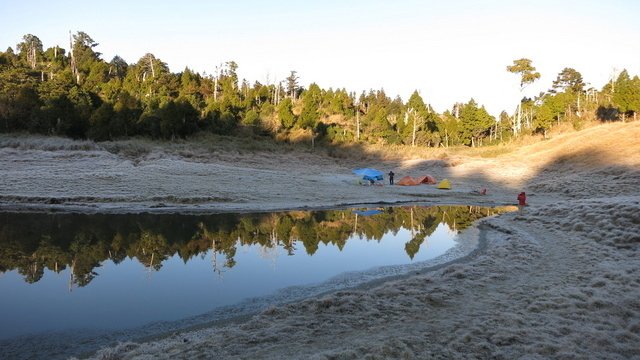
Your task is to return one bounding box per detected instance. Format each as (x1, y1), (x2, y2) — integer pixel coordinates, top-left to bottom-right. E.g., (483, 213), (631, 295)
(517, 192), (527, 206)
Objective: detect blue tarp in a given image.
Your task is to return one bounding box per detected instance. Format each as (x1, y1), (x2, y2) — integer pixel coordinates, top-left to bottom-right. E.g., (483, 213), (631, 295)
(352, 168), (384, 181)
(352, 209), (383, 216)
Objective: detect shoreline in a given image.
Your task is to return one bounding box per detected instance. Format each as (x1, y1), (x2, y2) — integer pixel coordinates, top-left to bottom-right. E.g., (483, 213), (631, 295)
(1, 205), (494, 360)
(0, 197), (507, 215)
(1, 122), (638, 359)
(124, 220), (490, 355)
(87, 197), (639, 359)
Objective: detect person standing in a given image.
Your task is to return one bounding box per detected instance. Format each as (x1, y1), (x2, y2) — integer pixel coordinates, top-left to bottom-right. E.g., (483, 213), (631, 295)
(388, 171), (395, 185)
(517, 191), (527, 206)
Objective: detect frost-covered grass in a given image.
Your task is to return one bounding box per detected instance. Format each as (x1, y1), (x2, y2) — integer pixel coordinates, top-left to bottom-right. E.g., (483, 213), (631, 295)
(2, 122), (640, 359)
(0, 133), (98, 151)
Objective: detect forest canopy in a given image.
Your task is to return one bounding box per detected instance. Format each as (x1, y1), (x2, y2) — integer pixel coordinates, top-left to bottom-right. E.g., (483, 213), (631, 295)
(1, 32), (639, 146)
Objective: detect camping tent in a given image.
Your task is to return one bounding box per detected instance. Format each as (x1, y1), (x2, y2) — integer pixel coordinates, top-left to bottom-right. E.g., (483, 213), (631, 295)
(397, 176), (418, 186)
(397, 175), (437, 186)
(436, 178), (451, 190)
(415, 175), (437, 184)
(352, 168), (384, 182)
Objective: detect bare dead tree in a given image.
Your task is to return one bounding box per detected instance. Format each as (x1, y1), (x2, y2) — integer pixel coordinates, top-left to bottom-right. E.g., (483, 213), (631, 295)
(69, 31), (78, 83)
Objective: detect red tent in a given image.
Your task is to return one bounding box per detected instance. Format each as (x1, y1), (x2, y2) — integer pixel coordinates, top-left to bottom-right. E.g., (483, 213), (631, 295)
(415, 175), (437, 184)
(397, 175), (437, 186)
(397, 176), (418, 186)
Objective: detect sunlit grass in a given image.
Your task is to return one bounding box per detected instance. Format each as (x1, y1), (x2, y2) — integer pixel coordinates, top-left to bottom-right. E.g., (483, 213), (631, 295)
(0, 118), (614, 165)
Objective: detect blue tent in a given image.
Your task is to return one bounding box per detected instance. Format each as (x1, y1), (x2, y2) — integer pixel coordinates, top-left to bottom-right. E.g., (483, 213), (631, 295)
(352, 168), (384, 181)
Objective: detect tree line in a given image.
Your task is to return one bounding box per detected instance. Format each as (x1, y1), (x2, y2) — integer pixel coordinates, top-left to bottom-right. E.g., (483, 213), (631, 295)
(1, 32), (639, 146)
(0, 205), (505, 287)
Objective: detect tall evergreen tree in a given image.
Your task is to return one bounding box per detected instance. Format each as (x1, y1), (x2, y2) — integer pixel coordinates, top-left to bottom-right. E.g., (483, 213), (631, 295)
(459, 99), (495, 147)
(286, 70), (299, 99)
(612, 70), (640, 121)
(551, 67), (584, 94)
(16, 34), (43, 70)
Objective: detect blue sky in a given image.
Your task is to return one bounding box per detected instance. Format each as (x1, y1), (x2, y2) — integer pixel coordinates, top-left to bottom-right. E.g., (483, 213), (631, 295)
(1, 0), (639, 116)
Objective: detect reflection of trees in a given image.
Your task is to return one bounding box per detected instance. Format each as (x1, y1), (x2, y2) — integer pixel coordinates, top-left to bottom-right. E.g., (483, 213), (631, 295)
(0, 206), (510, 286)
(134, 231), (169, 271)
(69, 232), (106, 288)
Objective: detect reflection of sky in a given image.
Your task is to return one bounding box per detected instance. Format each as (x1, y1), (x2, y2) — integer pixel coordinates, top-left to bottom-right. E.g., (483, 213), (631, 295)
(0, 223), (457, 340)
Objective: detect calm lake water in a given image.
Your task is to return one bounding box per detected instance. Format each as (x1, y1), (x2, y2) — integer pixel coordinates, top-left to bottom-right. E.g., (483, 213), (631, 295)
(0, 205), (501, 344)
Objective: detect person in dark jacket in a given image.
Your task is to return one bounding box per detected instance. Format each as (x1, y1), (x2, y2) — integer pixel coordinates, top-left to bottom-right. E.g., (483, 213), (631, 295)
(388, 171), (395, 185)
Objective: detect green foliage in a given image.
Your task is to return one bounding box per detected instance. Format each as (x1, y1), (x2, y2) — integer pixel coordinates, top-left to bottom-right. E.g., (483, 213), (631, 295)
(299, 83), (321, 129)
(278, 97), (296, 129)
(551, 67), (584, 94)
(459, 99), (495, 147)
(496, 111), (513, 142)
(3, 32), (635, 147)
(157, 99), (199, 139)
(242, 109), (260, 127)
(507, 58), (541, 89)
(259, 101), (274, 118)
(534, 92), (573, 136)
(88, 102), (115, 141)
(613, 70), (640, 116)
(16, 34), (43, 69)
(0, 81), (40, 132)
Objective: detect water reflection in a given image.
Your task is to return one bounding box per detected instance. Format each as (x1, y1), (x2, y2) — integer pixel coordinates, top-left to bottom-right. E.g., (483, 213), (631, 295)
(0, 205), (512, 344)
(0, 205), (505, 289)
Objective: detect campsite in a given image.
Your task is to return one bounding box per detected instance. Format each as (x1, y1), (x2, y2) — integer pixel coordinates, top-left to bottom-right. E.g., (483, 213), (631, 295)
(1, 2), (639, 359)
(0, 120), (638, 359)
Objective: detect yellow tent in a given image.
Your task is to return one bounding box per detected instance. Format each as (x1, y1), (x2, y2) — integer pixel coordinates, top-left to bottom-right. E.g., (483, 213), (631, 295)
(436, 178), (451, 190)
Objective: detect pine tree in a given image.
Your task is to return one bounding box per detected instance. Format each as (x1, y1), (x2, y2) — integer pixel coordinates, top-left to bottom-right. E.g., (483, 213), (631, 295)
(507, 58), (540, 135)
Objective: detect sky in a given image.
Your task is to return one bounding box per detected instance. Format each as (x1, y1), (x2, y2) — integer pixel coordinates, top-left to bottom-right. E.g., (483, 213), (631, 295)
(1, 0), (639, 116)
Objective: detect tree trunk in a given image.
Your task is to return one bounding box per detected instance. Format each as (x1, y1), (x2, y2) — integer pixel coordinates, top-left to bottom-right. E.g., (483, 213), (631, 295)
(356, 111), (360, 141)
(69, 31), (78, 83)
(149, 55), (155, 78)
(412, 113), (417, 147)
(513, 103), (521, 136)
(214, 76), (218, 102)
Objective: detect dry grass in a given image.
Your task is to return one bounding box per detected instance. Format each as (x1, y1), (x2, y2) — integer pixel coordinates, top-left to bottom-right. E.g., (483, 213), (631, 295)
(513, 121), (640, 170)
(2, 119), (636, 170)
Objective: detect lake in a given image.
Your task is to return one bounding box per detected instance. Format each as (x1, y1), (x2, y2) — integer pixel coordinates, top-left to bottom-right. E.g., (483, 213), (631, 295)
(0, 205), (503, 358)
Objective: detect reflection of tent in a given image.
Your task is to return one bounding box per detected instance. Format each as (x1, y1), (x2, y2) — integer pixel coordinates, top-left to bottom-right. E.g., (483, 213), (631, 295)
(352, 168), (384, 182)
(437, 178), (451, 189)
(352, 209), (383, 216)
(397, 175), (437, 186)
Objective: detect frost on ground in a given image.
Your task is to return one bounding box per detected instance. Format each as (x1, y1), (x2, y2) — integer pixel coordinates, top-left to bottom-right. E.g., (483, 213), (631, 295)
(90, 198), (640, 360)
(1, 122), (640, 359)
